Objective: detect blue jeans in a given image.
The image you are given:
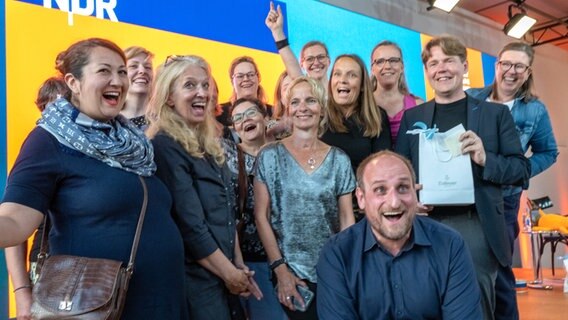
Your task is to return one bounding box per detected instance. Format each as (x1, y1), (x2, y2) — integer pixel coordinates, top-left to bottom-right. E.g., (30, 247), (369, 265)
(240, 262), (287, 320)
(495, 192), (521, 320)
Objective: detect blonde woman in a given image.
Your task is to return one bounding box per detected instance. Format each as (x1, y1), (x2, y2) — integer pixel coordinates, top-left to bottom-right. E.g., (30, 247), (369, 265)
(255, 76), (355, 319)
(146, 55), (261, 320)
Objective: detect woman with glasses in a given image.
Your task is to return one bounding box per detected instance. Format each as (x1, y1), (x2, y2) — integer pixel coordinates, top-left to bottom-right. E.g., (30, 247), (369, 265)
(0, 38), (187, 319)
(216, 56), (273, 131)
(255, 76), (355, 320)
(222, 98), (287, 320)
(147, 55), (261, 320)
(370, 41), (423, 147)
(265, 1), (330, 90)
(468, 41), (558, 320)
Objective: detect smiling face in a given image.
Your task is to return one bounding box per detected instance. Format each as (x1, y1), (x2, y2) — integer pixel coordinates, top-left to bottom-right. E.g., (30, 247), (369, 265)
(231, 101), (266, 143)
(167, 65), (210, 126)
(331, 57), (362, 109)
(127, 52), (153, 95)
(371, 45), (403, 90)
(231, 61), (259, 99)
(288, 81), (322, 131)
(495, 50), (531, 99)
(425, 46), (468, 103)
(65, 46), (129, 121)
(356, 154), (417, 250)
(301, 44), (330, 80)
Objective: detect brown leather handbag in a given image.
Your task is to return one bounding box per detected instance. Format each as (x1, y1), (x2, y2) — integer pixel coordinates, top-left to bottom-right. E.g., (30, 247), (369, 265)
(30, 176), (149, 320)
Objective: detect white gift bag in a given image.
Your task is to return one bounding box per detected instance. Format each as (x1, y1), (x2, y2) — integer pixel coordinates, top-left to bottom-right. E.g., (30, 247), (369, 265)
(409, 123), (475, 205)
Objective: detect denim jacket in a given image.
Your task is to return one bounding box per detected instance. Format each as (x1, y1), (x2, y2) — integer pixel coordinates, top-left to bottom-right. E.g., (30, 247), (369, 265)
(467, 86), (558, 196)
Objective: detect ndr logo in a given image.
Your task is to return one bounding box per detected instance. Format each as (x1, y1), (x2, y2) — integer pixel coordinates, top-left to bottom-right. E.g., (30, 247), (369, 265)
(43, 0), (119, 23)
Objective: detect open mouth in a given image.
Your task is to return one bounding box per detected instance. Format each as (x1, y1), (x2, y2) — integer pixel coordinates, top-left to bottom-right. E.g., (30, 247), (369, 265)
(383, 211), (404, 222)
(133, 78), (149, 85)
(191, 102), (206, 111)
(244, 124), (257, 132)
(102, 91), (120, 105)
(337, 88), (351, 97)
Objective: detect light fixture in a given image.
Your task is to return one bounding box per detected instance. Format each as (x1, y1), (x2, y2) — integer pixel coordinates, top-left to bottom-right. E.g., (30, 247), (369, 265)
(427, 0), (460, 13)
(504, 0), (537, 39)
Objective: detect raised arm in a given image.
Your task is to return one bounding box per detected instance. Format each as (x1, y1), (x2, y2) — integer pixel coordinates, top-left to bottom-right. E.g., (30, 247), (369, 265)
(265, 1), (303, 79)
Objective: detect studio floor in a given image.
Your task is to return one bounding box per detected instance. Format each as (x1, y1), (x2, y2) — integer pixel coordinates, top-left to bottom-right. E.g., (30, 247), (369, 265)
(514, 268), (567, 320)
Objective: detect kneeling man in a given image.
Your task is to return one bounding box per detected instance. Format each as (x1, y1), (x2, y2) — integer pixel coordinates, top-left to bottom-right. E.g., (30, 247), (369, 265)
(316, 151), (482, 319)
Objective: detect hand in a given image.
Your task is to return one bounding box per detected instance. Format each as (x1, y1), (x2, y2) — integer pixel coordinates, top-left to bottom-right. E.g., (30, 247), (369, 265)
(274, 266), (306, 311)
(224, 268), (250, 295)
(14, 288), (33, 320)
(265, 1), (285, 39)
(460, 130), (486, 167)
(414, 184), (433, 215)
(235, 264), (263, 300)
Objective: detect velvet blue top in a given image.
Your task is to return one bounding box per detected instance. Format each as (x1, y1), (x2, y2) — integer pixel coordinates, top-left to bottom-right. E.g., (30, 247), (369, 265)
(2, 127), (187, 319)
(316, 217), (482, 320)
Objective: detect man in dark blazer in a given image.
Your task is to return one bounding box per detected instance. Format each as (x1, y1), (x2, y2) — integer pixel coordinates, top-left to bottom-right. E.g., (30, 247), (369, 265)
(396, 36), (530, 320)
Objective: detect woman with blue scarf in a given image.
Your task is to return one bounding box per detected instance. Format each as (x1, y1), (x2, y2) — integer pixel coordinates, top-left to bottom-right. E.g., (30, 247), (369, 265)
(0, 38), (187, 319)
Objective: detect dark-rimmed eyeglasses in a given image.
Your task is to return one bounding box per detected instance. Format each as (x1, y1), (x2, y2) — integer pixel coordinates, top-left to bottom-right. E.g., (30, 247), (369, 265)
(303, 54), (328, 64)
(371, 57), (402, 67)
(497, 61), (530, 73)
(232, 72), (258, 81)
(231, 108), (259, 124)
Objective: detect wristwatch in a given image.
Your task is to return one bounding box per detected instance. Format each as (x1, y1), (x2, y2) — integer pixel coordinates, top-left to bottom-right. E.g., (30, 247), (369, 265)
(269, 257), (287, 270)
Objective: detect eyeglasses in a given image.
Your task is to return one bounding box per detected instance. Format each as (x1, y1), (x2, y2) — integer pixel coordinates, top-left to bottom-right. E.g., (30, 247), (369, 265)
(232, 72), (258, 81)
(231, 108), (259, 124)
(498, 61), (530, 73)
(372, 57), (402, 67)
(303, 54), (328, 64)
(164, 55), (194, 66)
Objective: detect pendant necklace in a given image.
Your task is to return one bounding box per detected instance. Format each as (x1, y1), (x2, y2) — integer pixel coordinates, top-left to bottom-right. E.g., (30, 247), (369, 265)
(307, 156), (316, 170)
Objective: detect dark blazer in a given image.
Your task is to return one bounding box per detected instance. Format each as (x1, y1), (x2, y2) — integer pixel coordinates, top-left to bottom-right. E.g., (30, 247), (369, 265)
(395, 95), (530, 266)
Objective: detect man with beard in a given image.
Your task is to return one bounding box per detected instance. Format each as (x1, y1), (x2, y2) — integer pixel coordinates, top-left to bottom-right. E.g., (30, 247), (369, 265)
(396, 36), (530, 320)
(316, 151), (482, 320)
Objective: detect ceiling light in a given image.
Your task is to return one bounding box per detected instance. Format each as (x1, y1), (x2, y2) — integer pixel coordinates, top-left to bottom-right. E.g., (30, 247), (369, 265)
(504, 13), (537, 39)
(427, 0), (460, 13)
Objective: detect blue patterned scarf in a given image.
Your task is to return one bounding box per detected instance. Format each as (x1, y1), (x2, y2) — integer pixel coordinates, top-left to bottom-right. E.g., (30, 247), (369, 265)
(37, 98), (156, 176)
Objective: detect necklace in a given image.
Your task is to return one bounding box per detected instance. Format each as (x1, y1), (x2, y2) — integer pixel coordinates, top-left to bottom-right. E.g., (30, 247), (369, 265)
(307, 156), (316, 170)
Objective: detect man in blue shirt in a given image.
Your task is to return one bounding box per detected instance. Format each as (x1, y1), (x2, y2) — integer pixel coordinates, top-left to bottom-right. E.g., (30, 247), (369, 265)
(316, 150), (482, 319)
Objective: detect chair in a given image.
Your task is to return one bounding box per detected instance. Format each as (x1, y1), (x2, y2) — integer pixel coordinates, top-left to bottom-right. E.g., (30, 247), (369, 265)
(527, 196), (568, 277)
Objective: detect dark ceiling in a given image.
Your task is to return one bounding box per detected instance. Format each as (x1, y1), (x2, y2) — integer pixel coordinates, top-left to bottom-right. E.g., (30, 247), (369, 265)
(453, 0), (568, 51)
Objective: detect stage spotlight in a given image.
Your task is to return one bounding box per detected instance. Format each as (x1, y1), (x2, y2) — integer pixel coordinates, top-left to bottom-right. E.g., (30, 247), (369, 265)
(504, 13), (536, 38)
(427, 0), (460, 13)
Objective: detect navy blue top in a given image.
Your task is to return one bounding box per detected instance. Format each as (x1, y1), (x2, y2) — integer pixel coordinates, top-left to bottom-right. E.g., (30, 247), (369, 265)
(2, 127), (187, 319)
(152, 132), (236, 283)
(316, 216), (482, 320)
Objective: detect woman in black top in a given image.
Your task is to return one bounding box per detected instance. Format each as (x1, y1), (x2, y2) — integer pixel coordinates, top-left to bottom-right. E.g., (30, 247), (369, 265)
(321, 54), (391, 173)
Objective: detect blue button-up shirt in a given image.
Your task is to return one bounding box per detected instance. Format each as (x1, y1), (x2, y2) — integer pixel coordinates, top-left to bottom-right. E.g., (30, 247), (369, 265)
(316, 217), (482, 320)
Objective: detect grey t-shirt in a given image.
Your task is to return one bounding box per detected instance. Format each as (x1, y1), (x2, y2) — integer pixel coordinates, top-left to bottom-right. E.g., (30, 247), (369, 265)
(255, 141), (355, 282)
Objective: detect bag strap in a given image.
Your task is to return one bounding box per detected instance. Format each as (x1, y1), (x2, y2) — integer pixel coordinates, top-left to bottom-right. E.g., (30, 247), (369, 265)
(126, 176), (149, 274)
(236, 145), (248, 222)
(37, 176), (149, 275)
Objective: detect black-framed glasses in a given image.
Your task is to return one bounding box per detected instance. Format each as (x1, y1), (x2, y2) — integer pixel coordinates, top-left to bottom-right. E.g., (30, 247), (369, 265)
(498, 61), (530, 73)
(303, 54), (328, 64)
(372, 57), (402, 67)
(232, 72), (258, 81)
(164, 55), (194, 66)
(231, 108), (259, 124)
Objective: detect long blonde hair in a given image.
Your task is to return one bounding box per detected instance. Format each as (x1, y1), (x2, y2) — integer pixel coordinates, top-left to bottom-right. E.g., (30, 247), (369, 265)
(146, 55), (224, 165)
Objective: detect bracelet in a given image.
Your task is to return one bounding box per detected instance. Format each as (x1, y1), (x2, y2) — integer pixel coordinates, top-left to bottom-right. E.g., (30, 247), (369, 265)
(269, 257), (287, 270)
(13, 285), (32, 293)
(275, 38), (289, 50)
